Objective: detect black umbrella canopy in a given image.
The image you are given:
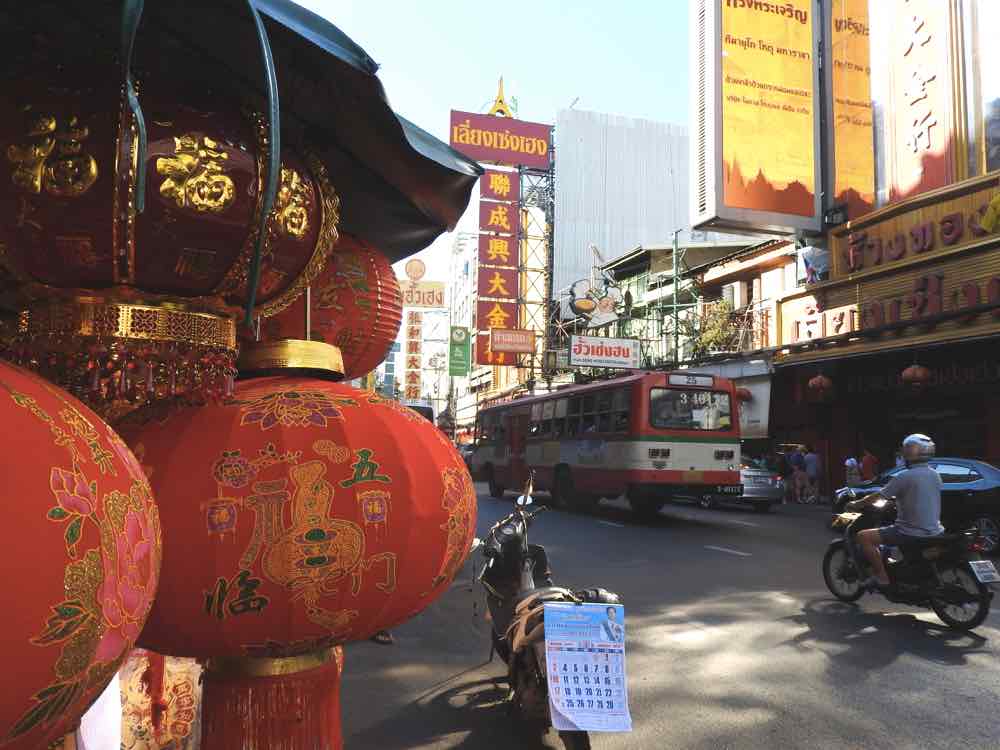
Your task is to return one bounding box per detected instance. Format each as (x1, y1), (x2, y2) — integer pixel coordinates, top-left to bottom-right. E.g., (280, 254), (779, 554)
(0, 0), (481, 262)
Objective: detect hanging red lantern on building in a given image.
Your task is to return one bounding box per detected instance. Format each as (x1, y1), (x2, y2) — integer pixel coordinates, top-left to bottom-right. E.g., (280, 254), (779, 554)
(117, 341), (475, 749)
(0, 361), (160, 750)
(901, 363), (932, 391)
(262, 234), (402, 380)
(736, 387), (753, 402)
(807, 373), (834, 399)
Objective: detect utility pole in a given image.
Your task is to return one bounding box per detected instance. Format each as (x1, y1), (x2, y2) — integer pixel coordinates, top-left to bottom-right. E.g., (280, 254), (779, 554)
(672, 229), (681, 366)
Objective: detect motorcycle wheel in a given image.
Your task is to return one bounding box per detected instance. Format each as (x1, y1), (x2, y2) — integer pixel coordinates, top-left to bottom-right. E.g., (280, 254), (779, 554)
(557, 730), (592, 750)
(930, 565), (991, 631)
(822, 541), (864, 602)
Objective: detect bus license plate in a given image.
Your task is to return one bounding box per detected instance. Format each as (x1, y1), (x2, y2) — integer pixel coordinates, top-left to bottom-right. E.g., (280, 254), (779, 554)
(717, 485), (742, 495)
(969, 560), (1000, 583)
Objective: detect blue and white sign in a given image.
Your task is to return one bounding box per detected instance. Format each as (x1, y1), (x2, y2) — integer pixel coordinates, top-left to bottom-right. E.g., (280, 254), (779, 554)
(544, 602), (632, 733)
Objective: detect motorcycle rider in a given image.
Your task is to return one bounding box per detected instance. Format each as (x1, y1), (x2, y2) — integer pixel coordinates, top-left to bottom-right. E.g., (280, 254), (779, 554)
(858, 433), (944, 588)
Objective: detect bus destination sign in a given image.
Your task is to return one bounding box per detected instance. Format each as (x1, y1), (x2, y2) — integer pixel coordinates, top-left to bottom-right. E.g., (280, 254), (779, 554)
(569, 336), (640, 370)
(668, 373), (714, 388)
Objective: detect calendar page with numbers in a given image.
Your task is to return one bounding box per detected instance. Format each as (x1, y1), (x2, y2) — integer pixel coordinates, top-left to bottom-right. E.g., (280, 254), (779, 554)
(543, 602), (632, 733)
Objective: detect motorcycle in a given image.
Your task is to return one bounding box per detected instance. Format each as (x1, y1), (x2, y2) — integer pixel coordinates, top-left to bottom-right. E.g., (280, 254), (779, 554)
(472, 472), (621, 750)
(823, 492), (998, 630)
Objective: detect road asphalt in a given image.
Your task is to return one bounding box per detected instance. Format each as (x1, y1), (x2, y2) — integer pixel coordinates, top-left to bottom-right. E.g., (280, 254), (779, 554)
(340, 486), (1000, 750)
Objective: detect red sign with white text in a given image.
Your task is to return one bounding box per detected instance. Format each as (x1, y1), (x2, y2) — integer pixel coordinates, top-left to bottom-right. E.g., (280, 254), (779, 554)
(450, 110), (551, 169)
(477, 266), (519, 301)
(481, 169), (520, 203)
(478, 234), (516, 268)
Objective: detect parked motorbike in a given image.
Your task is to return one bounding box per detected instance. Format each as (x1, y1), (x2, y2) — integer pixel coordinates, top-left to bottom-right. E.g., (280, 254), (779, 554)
(823, 492), (997, 630)
(472, 471), (621, 750)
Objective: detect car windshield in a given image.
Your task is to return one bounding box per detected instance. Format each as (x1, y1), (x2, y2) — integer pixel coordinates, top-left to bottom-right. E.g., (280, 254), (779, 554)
(650, 388), (732, 431)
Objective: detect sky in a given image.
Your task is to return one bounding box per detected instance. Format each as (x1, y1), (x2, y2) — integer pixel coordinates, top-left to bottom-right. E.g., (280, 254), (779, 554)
(295, 0), (692, 278)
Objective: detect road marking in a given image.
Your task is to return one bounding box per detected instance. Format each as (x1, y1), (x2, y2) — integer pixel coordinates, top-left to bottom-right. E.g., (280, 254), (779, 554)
(704, 545), (752, 557)
(598, 520), (626, 528)
(726, 519), (760, 527)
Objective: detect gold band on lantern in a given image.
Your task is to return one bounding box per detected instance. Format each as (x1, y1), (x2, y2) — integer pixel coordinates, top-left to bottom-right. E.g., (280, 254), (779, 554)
(18, 297), (237, 350)
(204, 647), (337, 678)
(238, 339), (344, 379)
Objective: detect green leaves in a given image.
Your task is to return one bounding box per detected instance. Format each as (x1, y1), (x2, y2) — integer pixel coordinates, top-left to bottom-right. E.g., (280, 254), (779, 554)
(64, 516), (82, 550)
(31, 599), (90, 647)
(7, 680), (83, 740)
(47, 507), (69, 521)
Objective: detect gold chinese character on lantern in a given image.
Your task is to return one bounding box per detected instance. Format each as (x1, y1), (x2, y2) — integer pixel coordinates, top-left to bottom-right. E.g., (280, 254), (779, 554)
(274, 168), (312, 239)
(488, 172), (512, 198)
(7, 114), (98, 197)
(156, 134), (236, 213)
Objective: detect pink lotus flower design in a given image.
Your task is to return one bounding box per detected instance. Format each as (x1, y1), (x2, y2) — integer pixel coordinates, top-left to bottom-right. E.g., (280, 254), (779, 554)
(50, 467), (95, 516)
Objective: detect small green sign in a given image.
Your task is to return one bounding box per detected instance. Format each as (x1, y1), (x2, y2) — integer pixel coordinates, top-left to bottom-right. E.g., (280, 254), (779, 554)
(449, 326), (471, 376)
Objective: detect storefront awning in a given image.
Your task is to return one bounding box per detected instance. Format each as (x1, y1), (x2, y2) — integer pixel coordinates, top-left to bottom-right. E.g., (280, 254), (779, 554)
(1, 1), (482, 262)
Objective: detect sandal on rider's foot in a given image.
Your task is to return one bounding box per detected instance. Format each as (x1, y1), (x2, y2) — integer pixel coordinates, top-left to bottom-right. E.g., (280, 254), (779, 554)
(371, 630), (394, 645)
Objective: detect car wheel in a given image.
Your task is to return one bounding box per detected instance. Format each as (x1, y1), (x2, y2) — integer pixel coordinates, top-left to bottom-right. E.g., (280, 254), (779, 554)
(698, 494), (716, 510)
(972, 516), (1000, 555)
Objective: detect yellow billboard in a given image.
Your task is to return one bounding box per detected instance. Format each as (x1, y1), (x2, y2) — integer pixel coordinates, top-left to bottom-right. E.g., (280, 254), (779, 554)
(830, 0), (874, 218)
(721, 0), (816, 217)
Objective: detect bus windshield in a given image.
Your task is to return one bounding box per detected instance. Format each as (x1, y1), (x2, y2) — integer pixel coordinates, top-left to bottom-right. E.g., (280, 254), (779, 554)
(649, 388), (732, 431)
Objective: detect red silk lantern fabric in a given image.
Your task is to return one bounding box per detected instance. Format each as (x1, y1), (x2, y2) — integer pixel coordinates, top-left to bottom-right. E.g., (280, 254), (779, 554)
(0, 362), (160, 750)
(901, 364), (931, 389)
(120, 377), (476, 657)
(263, 235), (402, 380)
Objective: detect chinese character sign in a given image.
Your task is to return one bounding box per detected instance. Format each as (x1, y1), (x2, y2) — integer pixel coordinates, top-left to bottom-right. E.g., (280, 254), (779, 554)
(479, 200), (516, 235)
(481, 169), (519, 203)
(477, 266), (519, 301)
(478, 235), (516, 268)
(544, 602), (632, 733)
(449, 110), (551, 169)
(476, 300), (517, 331)
(405, 311), (423, 400)
(449, 326), (471, 377)
(476, 332), (509, 366)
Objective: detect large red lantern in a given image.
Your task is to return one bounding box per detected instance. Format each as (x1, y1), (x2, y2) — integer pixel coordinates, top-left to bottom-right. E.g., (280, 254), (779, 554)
(118, 342), (475, 748)
(263, 234), (402, 380)
(0, 361), (160, 750)
(901, 363), (932, 391)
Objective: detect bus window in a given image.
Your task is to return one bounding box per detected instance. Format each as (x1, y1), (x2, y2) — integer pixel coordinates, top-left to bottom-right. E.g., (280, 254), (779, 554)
(555, 399), (568, 418)
(596, 389), (612, 413)
(566, 414), (580, 436)
(612, 388), (630, 432)
(581, 414), (596, 433)
(598, 412), (611, 432)
(650, 389), (732, 431)
(568, 397), (581, 415)
(582, 393), (595, 413)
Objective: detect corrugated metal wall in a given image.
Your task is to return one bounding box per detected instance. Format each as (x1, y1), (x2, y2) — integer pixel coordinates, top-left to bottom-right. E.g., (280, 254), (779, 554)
(553, 109), (691, 296)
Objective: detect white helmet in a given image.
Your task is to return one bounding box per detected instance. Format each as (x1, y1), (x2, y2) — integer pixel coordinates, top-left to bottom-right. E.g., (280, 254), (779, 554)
(902, 433), (935, 464)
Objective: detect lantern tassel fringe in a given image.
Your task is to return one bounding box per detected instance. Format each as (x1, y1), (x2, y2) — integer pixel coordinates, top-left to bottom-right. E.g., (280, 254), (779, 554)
(201, 653), (343, 750)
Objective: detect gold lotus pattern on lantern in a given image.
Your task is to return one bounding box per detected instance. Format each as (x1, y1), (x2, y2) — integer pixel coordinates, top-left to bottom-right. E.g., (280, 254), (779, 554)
(235, 390), (358, 431)
(7, 113), (98, 197)
(3, 383), (160, 743)
(155, 135), (235, 213)
(432, 465), (476, 589)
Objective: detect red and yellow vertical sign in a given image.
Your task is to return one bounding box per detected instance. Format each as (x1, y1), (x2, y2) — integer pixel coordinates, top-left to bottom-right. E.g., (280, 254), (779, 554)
(829, 0), (874, 218)
(720, 0), (816, 217)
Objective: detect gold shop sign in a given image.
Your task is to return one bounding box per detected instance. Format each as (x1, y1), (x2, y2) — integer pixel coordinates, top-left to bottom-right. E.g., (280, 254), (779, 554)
(829, 172), (1000, 282)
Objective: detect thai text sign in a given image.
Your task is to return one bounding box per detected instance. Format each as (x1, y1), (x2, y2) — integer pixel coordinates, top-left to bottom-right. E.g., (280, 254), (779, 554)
(569, 336), (640, 369)
(831, 175), (1000, 280)
(450, 110), (551, 169)
(481, 169), (520, 203)
(490, 329), (536, 354)
(449, 326), (471, 377)
(476, 332), (512, 366)
(476, 300), (517, 331)
(477, 266), (519, 300)
(399, 280), (446, 308)
(479, 201), (516, 235)
(721, 0), (816, 217)
(479, 235), (516, 268)
(829, 0), (874, 219)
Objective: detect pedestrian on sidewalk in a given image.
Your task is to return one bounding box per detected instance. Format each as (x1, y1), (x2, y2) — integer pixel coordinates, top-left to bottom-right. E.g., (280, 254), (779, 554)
(861, 446), (879, 481)
(788, 445), (807, 503)
(844, 456), (862, 487)
(804, 445), (821, 503)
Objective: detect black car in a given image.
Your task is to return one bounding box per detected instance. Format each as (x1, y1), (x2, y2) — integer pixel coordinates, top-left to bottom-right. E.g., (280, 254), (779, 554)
(832, 458), (1000, 554)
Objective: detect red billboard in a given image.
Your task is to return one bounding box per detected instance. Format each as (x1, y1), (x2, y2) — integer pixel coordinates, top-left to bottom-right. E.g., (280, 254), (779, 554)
(481, 169), (519, 203)
(477, 266), (518, 301)
(476, 300), (517, 332)
(479, 200), (516, 235)
(450, 110), (551, 169)
(478, 234), (516, 268)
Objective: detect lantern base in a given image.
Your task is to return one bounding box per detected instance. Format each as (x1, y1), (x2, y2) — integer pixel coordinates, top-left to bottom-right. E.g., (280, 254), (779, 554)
(201, 647), (344, 750)
(238, 339), (345, 381)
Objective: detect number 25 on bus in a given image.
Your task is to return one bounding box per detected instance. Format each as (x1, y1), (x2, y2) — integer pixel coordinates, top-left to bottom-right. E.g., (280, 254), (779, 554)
(468, 372), (743, 518)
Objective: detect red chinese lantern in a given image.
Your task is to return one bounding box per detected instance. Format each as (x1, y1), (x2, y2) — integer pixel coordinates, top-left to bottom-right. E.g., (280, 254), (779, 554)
(118, 342), (475, 749)
(263, 234), (402, 380)
(901, 363), (932, 391)
(736, 387), (753, 402)
(807, 374), (833, 398)
(0, 361), (160, 750)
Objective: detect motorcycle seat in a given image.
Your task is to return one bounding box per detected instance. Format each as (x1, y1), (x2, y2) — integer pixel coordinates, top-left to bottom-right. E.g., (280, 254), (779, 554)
(899, 532), (968, 548)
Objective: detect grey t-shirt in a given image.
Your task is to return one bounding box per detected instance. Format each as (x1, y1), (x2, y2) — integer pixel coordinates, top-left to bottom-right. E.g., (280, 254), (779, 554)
(882, 464), (945, 537)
